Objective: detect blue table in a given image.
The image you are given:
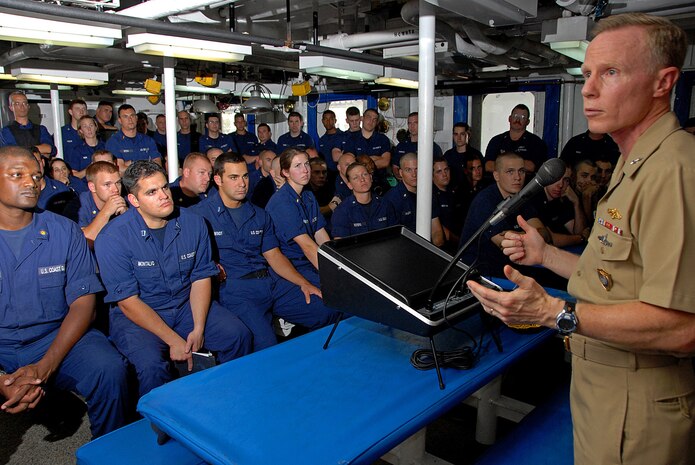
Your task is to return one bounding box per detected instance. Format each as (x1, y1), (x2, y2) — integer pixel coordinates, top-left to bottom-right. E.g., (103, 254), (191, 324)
(137, 315), (555, 465)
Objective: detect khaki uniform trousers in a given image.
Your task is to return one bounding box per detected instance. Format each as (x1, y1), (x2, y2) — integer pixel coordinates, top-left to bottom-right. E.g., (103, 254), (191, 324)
(569, 334), (695, 465)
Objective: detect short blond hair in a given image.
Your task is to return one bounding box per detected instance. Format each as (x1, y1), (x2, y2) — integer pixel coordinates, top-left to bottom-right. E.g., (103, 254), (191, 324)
(594, 13), (687, 72)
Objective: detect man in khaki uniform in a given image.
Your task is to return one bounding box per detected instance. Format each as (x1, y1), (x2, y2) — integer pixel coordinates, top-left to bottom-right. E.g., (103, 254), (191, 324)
(466, 13), (695, 465)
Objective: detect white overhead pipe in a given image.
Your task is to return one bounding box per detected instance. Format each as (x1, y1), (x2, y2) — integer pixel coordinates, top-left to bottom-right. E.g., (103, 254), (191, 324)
(320, 27), (421, 51)
(163, 58), (179, 182)
(50, 86), (63, 159)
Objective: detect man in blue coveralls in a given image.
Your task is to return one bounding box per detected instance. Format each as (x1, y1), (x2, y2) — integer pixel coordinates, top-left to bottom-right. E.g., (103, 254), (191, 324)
(105, 104), (161, 174)
(0, 146), (129, 438)
(277, 112), (318, 158)
(94, 160), (252, 397)
(192, 152), (338, 350)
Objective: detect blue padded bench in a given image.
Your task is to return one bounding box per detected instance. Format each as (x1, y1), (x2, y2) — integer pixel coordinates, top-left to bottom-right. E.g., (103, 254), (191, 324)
(76, 418), (207, 465)
(474, 384), (573, 465)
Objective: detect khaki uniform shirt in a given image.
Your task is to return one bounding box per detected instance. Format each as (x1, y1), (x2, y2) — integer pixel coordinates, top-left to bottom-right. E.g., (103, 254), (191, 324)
(566, 112), (695, 465)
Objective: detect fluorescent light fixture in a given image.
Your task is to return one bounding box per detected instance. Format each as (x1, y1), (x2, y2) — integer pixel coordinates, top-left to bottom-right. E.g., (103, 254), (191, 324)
(0, 11), (121, 48)
(16, 83), (73, 91)
(382, 41), (448, 59)
(174, 85), (230, 95)
(375, 67), (419, 89)
(549, 40), (588, 62)
(566, 67), (584, 76)
(0, 73), (16, 81)
(11, 64), (108, 86)
(112, 89), (153, 96)
(127, 33), (251, 63)
(299, 55), (383, 81)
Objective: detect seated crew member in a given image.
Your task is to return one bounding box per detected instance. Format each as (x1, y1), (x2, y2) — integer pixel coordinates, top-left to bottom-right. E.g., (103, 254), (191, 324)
(30, 148), (75, 215)
(384, 152), (445, 247)
(1, 91), (56, 157)
(0, 146), (128, 438)
(331, 152), (356, 209)
(92, 149), (117, 165)
(176, 110), (200, 167)
(484, 104), (547, 174)
(255, 123), (278, 154)
(95, 101), (117, 142)
(251, 155), (284, 209)
(94, 161), (252, 397)
(341, 108), (392, 193)
(318, 109), (344, 173)
(460, 152), (492, 213)
(572, 159), (599, 220)
(71, 116), (106, 178)
(432, 156), (465, 252)
(205, 147), (223, 167)
(460, 152), (550, 278)
(136, 112), (154, 137)
(392, 112), (443, 178)
(560, 129), (620, 167)
(198, 114), (235, 154)
(105, 104), (162, 174)
(307, 158), (335, 217)
(48, 158), (88, 194)
(266, 148), (330, 281)
(229, 113), (259, 165)
(247, 149), (275, 200)
(74, 161), (128, 246)
(192, 153), (338, 350)
(332, 161), (398, 238)
(169, 152), (212, 208)
(61, 99), (88, 172)
(151, 114), (167, 159)
(443, 122), (484, 191)
(276, 112), (318, 158)
(532, 166), (589, 248)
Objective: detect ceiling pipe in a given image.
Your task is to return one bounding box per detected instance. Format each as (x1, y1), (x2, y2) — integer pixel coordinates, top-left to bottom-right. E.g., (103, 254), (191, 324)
(458, 20), (512, 55)
(0, 43), (165, 68)
(0, 0), (408, 69)
(320, 27), (421, 51)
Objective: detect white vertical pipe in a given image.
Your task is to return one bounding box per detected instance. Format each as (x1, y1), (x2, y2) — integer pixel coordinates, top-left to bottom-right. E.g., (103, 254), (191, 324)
(163, 58), (179, 182)
(416, 0), (435, 240)
(50, 86), (63, 158)
(560, 82), (575, 152)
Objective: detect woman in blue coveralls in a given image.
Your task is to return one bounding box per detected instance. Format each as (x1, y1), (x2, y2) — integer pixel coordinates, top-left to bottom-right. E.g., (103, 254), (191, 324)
(331, 162), (398, 238)
(266, 148), (330, 285)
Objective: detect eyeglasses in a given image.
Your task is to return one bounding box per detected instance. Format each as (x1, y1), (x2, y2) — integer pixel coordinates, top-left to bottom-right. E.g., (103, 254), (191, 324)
(11, 101), (29, 108)
(510, 114), (528, 121)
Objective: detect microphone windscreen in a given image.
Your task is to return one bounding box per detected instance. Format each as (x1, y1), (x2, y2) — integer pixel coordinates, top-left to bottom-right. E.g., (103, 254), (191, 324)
(535, 158), (566, 186)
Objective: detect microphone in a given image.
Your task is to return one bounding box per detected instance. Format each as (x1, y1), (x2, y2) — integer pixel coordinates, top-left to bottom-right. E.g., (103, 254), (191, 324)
(488, 158), (566, 227)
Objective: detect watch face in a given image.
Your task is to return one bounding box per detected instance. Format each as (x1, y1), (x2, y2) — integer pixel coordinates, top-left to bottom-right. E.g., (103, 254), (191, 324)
(557, 316), (575, 331)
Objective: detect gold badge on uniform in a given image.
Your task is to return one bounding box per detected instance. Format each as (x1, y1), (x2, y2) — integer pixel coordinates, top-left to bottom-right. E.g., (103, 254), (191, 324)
(597, 268), (613, 291)
(607, 208), (622, 220)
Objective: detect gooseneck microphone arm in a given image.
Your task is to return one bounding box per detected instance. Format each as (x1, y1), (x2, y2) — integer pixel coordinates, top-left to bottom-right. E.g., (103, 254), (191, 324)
(425, 158), (567, 310)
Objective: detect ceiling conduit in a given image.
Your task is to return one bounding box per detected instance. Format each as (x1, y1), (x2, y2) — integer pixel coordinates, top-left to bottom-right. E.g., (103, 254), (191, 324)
(116, 0), (237, 20)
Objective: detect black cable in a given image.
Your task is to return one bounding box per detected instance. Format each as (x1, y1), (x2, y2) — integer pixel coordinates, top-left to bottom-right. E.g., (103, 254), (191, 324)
(410, 345), (477, 371)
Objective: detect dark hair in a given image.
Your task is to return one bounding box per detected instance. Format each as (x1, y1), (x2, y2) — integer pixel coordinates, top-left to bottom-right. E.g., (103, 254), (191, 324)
(287, 111), (303, 121)
(279, 147), (307, 179)
(432, 155), (447, 166)
(363, 108), (379, 119)
(97, 101), (113, 108)
(117, 104), (135, 118)
(345, 106), (360, 117)
(234, 113), (245, 121)
(91, 149), (115, 163)
(205, 113), (221, 123)
(511, 104), (530, 116)
(464, 152), (484, 164)
(408, 111), (418, 118)
(122, 160), (165, 195)
(453, 122), (470, 131)
(257, 123), (271, 131)
(0, 145), (36, 164)
(322, 109), (336, 118)
(684, 117), (695, 128)
(69, 99), (87, 110)
(214, 151), (246, 176)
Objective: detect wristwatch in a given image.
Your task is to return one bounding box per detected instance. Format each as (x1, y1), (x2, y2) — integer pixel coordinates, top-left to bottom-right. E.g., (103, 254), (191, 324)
(556, 301), (578, 335)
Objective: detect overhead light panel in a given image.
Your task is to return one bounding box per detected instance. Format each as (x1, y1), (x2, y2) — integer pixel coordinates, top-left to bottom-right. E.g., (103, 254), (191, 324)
(549, 40), (588, 62)
(0, 10), (121, 48)
(11, 63), (108, 86)
(299, 55), (383, 81)
(375, 67), (419, 89)
(16, 83), (73, 91)
(127, 33), (251, 63)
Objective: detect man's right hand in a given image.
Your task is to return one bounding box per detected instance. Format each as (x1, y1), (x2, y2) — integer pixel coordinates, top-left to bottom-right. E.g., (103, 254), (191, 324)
(501, 216), (547, 266)
(169, 338), (193, 370)
(103, 195), (127, 216)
